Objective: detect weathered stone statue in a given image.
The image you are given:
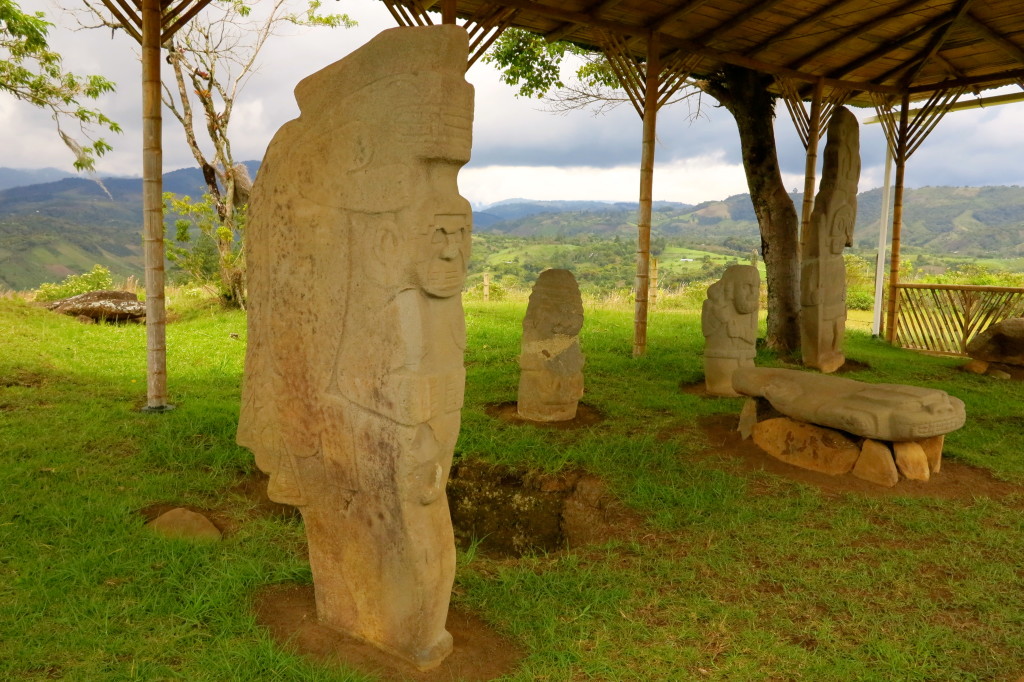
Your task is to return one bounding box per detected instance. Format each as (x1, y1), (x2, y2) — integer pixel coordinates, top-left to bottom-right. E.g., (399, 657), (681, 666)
(732, 367), (966, 442)
(517, 269), (585, 421)
(801, 106), (860, 373)
(702, 265), (760, 396)
(236, 25), (473, 670)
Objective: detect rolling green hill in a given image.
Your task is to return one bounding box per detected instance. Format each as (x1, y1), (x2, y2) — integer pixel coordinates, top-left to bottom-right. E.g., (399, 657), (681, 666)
(2, 175), (1024, 290)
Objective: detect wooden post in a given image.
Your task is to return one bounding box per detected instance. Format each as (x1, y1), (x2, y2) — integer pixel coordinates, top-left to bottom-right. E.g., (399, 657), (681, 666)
(483, 272), (490, 301)
(141, 0), (170, 411)
(871, 145), (893, 336)
(884, 92), (911, 344)
(442, 0), (456, 24)
(799, 78), (824, 238)
(633, 32), (660, 357)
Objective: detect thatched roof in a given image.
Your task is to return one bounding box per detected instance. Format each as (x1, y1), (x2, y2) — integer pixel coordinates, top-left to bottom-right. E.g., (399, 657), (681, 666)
(417, 0), (1024, 106)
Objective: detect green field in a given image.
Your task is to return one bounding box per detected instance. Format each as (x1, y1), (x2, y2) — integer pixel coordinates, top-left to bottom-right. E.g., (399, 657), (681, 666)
(1, 292), (1023, 679)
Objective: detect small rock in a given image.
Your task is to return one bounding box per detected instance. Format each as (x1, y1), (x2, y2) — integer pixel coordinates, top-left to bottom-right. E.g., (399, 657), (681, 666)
(917, 435), (944, 473)
(738, 399), (758, 440)
(987, 369), (1012, 380)
(961, 359), (989, 375)
(752, 417), (860, 475)
(147, 507), (222, 541)
(75, 314), (96, 325)
(47, 290), (145, 322)
(852, 439), (898, 487)
(893, 442), (930, 481)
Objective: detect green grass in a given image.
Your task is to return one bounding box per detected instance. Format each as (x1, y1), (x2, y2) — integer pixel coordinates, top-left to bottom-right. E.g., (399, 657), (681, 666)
(2, 294), (1023, 680)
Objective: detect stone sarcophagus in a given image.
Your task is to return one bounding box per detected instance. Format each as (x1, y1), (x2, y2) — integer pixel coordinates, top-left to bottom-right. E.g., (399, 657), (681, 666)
(237, 25), (473, 670)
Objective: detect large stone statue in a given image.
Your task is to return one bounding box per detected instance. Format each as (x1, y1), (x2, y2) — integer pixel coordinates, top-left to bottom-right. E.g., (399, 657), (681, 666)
(801, 106), (860, 373)
(702, 265), (760, 397)
(517, 269), (585, 421)
(237, 25), (473, 671)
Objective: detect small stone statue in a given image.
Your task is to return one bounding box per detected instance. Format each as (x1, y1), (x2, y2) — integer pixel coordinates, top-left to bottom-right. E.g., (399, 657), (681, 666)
(801, 106), (860, 373)
(517, 269), (585, 421)
(702, 265), (760, 397)
(237, 25), (473, 671)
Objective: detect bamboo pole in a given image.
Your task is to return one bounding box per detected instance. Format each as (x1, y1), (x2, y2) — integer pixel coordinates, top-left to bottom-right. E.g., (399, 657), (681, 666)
(442, 0), (456, 24)
(649, 257), (658, 307)
(871, 144), (893, 336)
(141, 0), (170, 411)
(799, 78), (824, 236)
(633, 31), (660, 358)
(483, 272), (490, 301)
(884, 92), (911, 344)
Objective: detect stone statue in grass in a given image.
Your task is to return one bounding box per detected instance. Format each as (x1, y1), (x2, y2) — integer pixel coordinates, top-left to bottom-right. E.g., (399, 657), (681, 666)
(702, 265), (760, 396)
(517, 269), (585, 422)
(237, 25), (473, 671)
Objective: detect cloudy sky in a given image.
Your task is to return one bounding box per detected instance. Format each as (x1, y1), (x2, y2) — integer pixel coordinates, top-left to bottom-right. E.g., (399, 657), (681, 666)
(6, 0), (1024, 208)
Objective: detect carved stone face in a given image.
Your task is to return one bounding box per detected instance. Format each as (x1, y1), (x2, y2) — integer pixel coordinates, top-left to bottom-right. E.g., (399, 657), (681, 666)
(725, 266), (759, 315)
(417, 212), (471, 298)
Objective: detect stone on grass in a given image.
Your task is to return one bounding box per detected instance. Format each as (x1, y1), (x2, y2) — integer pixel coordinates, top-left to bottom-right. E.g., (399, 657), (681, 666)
(966, 318), (1024, 366)
(988, 369), (1011, 380)
(917, 435), (944, 473)
(752, 417), (860, 475)
(236, 25), (472, 671)
(852, 439), (898, 487)
(147, 507), (222, 541)
(961, 359), (989, 375)
(738, 399), (758, 440)
(893, 441), (930, 481)
(47, 290), (144, 322)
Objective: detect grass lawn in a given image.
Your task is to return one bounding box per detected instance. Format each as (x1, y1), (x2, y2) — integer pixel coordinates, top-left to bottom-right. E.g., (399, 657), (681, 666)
(1, 291), (1023, 680)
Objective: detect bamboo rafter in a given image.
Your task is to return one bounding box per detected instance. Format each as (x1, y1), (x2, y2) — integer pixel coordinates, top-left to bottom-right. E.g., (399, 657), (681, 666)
(894, 283), (1024, 355)
(598, 32), (699, 118)
(381, 0), (435, 27)
(778, 77), (850, 149)
(871, 86), (966, 162)
(98, 0), (210, 44)
(465, 4), (517, 66)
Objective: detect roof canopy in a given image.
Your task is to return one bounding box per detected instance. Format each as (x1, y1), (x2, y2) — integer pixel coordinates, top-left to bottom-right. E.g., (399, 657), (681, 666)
(420, 0), (1024, 106)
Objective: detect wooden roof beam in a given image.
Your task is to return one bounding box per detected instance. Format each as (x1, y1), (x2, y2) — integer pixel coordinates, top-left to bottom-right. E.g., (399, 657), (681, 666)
(963, 12), (1024, 67)
(693, 0), (787, 46)
(899, 0), (976, 88)
(906, 66), (1024, 93)
(544, 0), (622, 42)
(825, 12), (955, 81)
(787, 0), (934, 71)
(745, 0), (858, 60)
(648, 0), (711, 33)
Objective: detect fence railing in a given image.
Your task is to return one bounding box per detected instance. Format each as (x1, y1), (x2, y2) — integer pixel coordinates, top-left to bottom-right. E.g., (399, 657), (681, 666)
(893, 283), (1024, 356)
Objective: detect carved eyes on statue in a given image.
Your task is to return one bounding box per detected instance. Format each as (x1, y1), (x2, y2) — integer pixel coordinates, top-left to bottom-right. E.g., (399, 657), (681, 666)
(431, 226), (466, 260)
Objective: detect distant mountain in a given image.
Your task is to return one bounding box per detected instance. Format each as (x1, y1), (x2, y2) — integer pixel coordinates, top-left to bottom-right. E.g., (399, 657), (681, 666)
(0, 167), (77, 192)
(0, 162), (260, 290)
(3, 174), (1024, 290)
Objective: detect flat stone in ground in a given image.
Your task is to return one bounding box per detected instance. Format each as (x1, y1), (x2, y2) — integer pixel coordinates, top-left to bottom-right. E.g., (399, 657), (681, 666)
(147, 507), (222, 541)
(893, 442), (930, 481)
(852, 439), (898, 487)
(752, 417), (860, 475)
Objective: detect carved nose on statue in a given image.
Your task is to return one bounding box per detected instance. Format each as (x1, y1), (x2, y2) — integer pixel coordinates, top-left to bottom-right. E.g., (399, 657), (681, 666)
(440, 241), (459, 260)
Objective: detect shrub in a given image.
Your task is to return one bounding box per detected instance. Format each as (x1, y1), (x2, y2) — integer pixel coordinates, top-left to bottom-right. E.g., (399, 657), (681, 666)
(34, 265), (113, 302)
(846, 290), (874, 310)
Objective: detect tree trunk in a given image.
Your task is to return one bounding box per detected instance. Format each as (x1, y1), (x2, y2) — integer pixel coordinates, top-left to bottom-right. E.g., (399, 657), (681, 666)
(702, 65), (800, 354)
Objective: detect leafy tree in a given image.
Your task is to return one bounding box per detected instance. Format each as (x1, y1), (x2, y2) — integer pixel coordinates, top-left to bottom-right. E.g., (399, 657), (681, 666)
(80, 0), (354, 306)
(1, 0), (119, 170)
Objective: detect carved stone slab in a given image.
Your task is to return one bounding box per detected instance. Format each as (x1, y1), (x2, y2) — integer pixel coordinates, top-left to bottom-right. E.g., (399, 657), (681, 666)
(237, 25), (473, 671)
(801, 106), (859, 374)
(517, 269), (585, 421)
(732, 367), (965, 442)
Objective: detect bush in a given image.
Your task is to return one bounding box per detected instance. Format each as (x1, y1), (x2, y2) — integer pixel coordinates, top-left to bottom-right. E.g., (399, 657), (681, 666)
(34, 265), (113, 302)
(846, 290), (874, 310)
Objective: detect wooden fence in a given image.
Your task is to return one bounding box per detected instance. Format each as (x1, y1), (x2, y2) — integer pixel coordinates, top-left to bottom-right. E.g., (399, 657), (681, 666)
(893, 283), (1024, 356)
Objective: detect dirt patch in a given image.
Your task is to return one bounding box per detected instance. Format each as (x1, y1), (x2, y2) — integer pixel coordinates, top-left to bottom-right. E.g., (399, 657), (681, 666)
(228, 470), (302, 521)
(484, 401), (604, 429)
(253, 584), (524, 682)
(690, 413), (1023, 502)
(0, 370), (47, 388)
(448, 459), (644, 556)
